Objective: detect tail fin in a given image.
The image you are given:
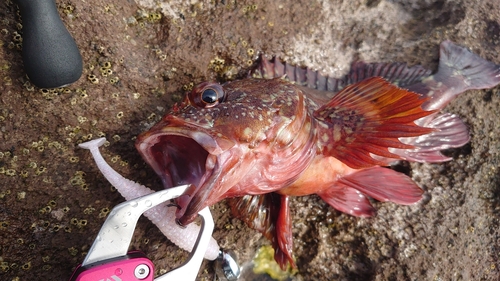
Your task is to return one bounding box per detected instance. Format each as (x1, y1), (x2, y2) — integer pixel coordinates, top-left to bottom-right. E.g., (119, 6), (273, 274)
(408, 40), (500, 112)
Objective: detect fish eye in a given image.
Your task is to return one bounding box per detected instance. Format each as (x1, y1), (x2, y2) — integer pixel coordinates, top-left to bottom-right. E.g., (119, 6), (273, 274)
(201, 88), (218, 104)
(189, 82), (224, 108)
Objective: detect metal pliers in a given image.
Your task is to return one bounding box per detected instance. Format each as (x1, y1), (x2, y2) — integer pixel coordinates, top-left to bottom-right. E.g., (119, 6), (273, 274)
(69, 185), (213, 281)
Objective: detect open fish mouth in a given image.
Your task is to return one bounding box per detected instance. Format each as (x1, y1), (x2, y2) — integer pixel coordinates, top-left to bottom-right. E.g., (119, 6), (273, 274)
(136, 125), (235, 225)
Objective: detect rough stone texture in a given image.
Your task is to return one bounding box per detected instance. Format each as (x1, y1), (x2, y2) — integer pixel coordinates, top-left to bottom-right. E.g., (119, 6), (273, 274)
(0, 0), (499, 280)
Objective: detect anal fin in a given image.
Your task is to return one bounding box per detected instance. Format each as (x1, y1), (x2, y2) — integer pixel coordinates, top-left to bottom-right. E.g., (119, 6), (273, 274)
(318, 186), (376, 217)
(339, 167), (423, 205)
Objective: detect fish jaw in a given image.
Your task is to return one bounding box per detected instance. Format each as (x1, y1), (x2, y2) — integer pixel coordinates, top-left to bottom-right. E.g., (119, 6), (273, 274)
(135, 116), (239, 224)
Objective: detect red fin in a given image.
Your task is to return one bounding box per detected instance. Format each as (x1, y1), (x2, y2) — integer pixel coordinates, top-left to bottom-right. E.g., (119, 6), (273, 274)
(338, 167), (424, 205)
(228, 193), (296, 270)
(314, 77), (435, 169)
(274, 195), (294, 270)
(318, 186), (376, 217)
(395, 113), (470, 162)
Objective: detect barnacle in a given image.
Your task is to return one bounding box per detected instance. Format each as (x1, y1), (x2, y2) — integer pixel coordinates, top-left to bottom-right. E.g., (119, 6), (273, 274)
(40, 206), (51, 214)
(5, 169), (16, 176)
(17, 191), (26, 199)
(68, 247), (78, 256)
(35, 166), (46, 175)
(0, 221), (9, 230)
(0, 262), (8, 272)
(63, 4), (74, 14)
(110, 155), (120, 163)
(147, 113), (157, 121)
(69, 156), (79, 163)
(21, 262), (31, 270)
(83, 207), (95, 215)
(77, 219), (87, 228)
(77, 116), (87, 123)
(12, 31), (22, 42)
(98, 207), (110, 218)
(87, 74), (99, 84)
(110, 77), (119, 84)
(3, 76), (12, 86)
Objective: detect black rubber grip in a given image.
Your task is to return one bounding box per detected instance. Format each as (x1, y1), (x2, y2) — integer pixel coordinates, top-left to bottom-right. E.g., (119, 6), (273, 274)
(15, 0), (82, 88)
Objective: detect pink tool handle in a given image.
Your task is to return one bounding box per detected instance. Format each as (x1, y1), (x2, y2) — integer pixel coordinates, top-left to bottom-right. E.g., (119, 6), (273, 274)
(70, 252), (154, 281)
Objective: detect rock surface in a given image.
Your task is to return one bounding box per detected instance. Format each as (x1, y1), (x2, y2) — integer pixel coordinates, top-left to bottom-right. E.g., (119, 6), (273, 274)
(0, 0), (499, 280)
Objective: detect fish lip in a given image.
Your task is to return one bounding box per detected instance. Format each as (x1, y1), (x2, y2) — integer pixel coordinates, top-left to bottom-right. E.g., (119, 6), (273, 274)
(136, 123), (234, 225)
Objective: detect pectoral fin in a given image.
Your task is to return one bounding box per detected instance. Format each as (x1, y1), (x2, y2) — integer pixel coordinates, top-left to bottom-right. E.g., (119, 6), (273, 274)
(314, 77), (435, 169)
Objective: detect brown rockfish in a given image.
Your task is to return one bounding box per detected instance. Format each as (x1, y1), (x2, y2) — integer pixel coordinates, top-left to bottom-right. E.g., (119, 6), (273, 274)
(135, 41), (500, 269)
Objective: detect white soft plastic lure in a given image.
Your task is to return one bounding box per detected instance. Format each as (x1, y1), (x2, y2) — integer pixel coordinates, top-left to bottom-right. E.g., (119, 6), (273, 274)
(78, 137), (220, 260)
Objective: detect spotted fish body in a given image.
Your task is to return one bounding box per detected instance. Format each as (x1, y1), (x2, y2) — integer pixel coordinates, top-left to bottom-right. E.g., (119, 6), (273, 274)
(136, 41), (500, 269)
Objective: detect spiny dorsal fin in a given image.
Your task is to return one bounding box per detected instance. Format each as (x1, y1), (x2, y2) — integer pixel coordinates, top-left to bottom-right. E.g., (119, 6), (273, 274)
(314, 77), (435, 169)
(251, 55), (432, 93)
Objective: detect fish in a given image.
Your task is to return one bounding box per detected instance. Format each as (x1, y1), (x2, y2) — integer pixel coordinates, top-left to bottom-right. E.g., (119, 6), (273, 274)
(135, 41), (500, 269)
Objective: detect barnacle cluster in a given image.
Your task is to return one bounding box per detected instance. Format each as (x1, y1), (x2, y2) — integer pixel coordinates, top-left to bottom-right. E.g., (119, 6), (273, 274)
(126, 9), (162, 27)
(69, 170), (88, 191)
(39, 87), (73, 100)
(208, 56), (239, 80)
(242, 4), (258, 14)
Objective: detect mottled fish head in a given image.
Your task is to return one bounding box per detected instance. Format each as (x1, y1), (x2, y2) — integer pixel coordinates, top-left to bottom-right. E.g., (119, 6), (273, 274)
(136, 78), (317, 225)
